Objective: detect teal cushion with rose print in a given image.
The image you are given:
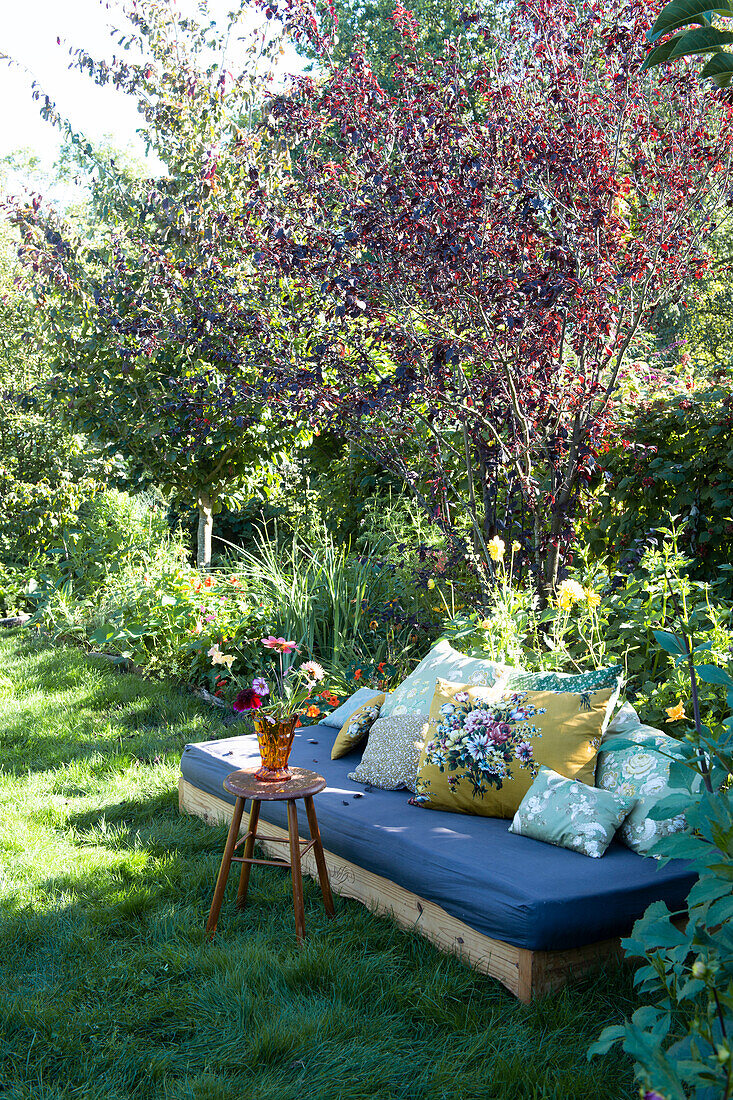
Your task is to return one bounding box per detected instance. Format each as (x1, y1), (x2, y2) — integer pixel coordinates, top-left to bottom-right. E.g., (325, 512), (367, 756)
(596, 703), (699, 857)
(509, 765), (636, 858)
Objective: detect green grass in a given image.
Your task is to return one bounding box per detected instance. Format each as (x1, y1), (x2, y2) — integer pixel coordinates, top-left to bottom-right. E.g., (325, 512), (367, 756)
(0, 633), (638, 1100)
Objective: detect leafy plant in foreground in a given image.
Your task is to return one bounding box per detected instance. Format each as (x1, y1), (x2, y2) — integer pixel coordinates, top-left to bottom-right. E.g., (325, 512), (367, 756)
(590, 600), (733, 1098)
(644, 0), (733, 87)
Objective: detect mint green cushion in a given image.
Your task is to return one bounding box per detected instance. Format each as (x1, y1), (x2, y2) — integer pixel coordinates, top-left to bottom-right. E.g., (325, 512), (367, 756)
(380, 639), (506, 719)
(509, 766), (635, 858)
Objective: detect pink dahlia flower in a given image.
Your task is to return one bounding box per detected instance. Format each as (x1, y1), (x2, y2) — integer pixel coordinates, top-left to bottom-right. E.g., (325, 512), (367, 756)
(261, 636), (299, 653)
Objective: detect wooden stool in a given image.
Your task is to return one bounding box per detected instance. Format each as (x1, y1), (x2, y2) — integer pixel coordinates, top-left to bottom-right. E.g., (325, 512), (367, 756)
(206, 767), (335, 942)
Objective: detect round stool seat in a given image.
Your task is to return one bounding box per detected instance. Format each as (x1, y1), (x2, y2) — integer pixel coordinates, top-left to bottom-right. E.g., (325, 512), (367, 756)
(223, 767), (326, 802)
(206, 766), (334, 943)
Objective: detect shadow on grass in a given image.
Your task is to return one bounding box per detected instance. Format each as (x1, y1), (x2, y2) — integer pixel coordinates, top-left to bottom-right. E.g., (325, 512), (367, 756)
(0, 784), (640, 1100)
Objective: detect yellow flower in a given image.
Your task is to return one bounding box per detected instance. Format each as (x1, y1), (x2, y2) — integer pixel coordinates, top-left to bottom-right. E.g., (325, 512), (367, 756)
(488, 536), (505, 563)
(556, 579), (585, 610)
(427, 579), (436, 590)
(511, 540), (521, 553)
(585, 589), (601, 609)
(666, 702), (686, 721)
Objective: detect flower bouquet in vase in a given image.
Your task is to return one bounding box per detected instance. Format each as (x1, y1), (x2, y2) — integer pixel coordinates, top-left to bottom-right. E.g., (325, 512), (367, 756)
(233, 636), (327, 781)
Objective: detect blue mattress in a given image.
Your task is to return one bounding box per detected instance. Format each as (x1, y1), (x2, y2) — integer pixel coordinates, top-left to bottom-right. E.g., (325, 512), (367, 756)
(181, 724), (696, 952)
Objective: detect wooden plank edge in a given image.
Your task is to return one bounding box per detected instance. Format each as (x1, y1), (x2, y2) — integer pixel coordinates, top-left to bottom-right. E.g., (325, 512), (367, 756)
(179, 776), (624, 1002)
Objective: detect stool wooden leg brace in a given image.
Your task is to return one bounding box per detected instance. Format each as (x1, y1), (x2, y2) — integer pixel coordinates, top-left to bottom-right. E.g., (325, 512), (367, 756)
(206, 795), (335, 941)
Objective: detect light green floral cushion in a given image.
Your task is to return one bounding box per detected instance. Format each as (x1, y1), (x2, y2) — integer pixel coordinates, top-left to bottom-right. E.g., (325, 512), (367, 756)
(596, 715), (697, 856)
(321, 687), (385, 729)
(381, 639), (507, 719)
(509, 765), (635, 858)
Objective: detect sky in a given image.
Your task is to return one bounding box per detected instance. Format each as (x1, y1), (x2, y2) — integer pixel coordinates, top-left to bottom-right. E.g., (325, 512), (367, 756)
(0, 0), (306, 179)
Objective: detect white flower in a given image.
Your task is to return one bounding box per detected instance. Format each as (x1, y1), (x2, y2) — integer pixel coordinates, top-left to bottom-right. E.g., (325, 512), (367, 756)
(208, 644), (235, 668)
(301, 660), (325, 682)
(466, 732), (492, 759)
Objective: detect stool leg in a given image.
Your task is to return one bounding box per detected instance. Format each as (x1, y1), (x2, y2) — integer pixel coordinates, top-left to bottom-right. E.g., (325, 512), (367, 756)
(304, 795), (335, 919)
(206, 796), (245, 938)
(287, 800), (306, 942)
(236, 799), (261, 910)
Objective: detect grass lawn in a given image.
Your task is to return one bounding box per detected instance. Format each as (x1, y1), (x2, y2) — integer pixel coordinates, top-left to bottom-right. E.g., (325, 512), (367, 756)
(0, 633), (639, 1100)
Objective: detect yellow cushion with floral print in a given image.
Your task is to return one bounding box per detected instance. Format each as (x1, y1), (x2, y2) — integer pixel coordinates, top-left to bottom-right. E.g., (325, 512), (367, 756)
(412, 679), (612, 819)
(331, 695), (385, 760)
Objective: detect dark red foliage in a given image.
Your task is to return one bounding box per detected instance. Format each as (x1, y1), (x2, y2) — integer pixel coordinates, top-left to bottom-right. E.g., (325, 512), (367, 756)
(242, 0), (733, 592)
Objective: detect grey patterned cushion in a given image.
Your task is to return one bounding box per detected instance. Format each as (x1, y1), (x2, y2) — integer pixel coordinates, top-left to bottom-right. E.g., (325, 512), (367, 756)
(348, 713), (430, 791)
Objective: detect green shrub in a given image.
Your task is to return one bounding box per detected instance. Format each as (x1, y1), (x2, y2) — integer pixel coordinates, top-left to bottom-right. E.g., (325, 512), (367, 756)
(586, 367), (733, 586)
(84, 525), (445, 693)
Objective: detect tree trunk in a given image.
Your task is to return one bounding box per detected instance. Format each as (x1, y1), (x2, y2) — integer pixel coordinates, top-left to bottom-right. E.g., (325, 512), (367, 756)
(197, 491), (214, 571)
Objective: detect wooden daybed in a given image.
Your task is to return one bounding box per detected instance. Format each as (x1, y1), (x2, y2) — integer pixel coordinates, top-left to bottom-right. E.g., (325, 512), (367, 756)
(179, 728), (695, 1003)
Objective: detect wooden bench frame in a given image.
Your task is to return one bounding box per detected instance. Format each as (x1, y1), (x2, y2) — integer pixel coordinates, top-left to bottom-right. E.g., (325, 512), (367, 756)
(179, 777), (626, 1002)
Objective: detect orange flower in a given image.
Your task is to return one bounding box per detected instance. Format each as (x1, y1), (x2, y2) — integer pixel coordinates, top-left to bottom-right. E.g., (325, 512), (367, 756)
(204, 575), (214, 587)
(666, 702), (686, 721)
(353, 669), (362, 681)
(377, 662), (385, 673)
(306, 704), (321, 718)
(295, 718), (302, 728)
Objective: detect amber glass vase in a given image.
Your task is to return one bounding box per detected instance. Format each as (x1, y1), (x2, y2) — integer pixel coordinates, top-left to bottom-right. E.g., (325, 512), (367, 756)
(253, 714), (298, 781)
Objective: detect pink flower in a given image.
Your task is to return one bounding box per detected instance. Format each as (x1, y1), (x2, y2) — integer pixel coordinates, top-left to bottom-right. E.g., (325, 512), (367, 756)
(261, 636), (298, 653)
(492, 722), (512, 744)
